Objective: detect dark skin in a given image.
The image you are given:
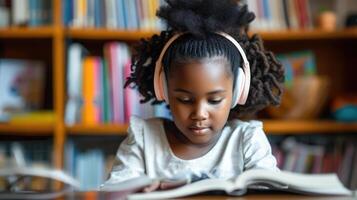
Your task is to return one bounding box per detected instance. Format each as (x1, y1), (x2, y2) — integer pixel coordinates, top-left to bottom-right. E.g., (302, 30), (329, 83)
(143, 56), (234, 192)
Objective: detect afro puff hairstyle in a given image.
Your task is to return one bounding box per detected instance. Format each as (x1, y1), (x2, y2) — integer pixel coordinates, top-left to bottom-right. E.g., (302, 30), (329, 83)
(125, 0), (285, 118)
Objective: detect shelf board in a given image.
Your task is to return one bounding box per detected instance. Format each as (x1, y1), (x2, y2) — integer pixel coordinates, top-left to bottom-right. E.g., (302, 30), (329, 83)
(66, 28), (158, 40)
(257, 28), (357, 41)
(67, 124), (128, 135)
(65, 28), (357, 41)
(0, 26), (55, 38)
(263, 120), (357, 134)
(1, 27), (356, 41)
(0, 123), (54, 135)
(66, 120), (357, 135)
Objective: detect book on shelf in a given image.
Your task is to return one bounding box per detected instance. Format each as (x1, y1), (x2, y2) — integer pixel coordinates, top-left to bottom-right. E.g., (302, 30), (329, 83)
(270, 136), (357, 189)
(100, 169), (353, 199)
(276, 50), (316, 88)
(28, 0), (52, 26)
(65, 0), (164, 30)
(65, 138), (122, 190)
(0, 59), (45, 120)
(65, 43), (87, 125)
(65, 42), (169, 125)
(5, 110), (54, 124)
(9, 0), (52, 27)
(0, 0), (10, 27)
(104, 42), (127, 124)
(244, 0), (314, 31)
(81, 56), (101, 125)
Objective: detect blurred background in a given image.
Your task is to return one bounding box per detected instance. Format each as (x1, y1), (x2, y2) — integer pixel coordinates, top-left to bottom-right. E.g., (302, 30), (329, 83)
(0, 0), (356, 192)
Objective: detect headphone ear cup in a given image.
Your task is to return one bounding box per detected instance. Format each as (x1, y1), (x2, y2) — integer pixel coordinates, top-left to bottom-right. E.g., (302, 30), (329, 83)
(238, 68), (246, 101)
(161, 72), (169, 103)
(232, 68), (245, 108)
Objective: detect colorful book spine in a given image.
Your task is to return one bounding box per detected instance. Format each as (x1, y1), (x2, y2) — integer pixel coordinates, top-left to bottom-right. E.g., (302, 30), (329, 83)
(81, 57), (100, 125)
(65, 43), (86, 125)
(101, 59), (112, 123)
(66, 42), (160, 124)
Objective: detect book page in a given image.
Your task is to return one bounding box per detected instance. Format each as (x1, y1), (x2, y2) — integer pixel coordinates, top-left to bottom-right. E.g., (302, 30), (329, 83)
(127, 179), (237, 200)
(0, 166), (80, 189)
(235, 169), (352, 195)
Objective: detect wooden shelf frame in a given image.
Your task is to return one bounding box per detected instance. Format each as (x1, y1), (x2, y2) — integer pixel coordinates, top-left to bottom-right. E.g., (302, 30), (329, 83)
(256, 28), (357, 41)
(0, 27), (55, 38)
(1, 26), (357, 41)
(66, 28), (157, 40)
(62, 120), (357, 135)
(65, 28), (357, 41)
(2, 120), (356, 136)
(0, 124), (54, 135)
(263, 120), (357, 134)
(67, 124), (128, 135)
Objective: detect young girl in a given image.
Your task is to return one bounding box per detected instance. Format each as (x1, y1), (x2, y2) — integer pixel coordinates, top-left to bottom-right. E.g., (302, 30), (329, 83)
(102, 0), (284, 192)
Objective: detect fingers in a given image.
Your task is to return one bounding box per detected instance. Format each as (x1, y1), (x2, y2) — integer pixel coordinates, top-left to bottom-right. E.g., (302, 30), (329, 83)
(143, 180), (160, 193)
(159, 179), (187, 190)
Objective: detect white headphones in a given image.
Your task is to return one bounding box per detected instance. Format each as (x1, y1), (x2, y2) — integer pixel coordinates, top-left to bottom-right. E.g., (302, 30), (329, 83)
(153, 32), (251, 108)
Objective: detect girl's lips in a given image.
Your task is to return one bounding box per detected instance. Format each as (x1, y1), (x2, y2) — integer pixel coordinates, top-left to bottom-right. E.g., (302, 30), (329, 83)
(189, 127), (210, 135)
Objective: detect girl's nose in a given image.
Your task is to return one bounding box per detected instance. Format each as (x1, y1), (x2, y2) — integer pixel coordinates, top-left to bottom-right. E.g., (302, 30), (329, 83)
(190, 103), (208, 121)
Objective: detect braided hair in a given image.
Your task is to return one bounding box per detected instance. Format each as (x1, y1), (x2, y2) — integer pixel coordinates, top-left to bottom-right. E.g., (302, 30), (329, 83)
(125, 0), (285, 118)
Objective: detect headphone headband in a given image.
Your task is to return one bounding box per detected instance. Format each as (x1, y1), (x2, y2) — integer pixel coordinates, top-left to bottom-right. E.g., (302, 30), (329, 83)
(154, 32), (250, 107)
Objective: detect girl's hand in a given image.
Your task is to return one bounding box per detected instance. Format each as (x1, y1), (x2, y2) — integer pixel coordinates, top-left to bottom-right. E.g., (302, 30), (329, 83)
(142, 180), (160, 192)
(142, 179), (188, 192)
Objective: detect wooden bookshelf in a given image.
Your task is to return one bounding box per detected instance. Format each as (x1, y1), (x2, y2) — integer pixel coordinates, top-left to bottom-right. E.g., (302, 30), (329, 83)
(0, 28), (351, 41)
(53, 0), (65, 172)
(0, 123), (53, 135)
(64, 28), (357, 41)
(257, 28), (357, 41)
(66, 28), (157, 40)
(263, 120), (357, 134)
(66, 124), (128, 135)
(0, 0), (356, 173)
(63, 121), (357, 135)
(1, 120), (356, 136)
(0, 27), (55, 38)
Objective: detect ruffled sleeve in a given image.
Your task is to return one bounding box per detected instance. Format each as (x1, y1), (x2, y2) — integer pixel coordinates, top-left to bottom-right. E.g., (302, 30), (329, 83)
(242, 121), (279, 171)
(101, 116), (146, 187)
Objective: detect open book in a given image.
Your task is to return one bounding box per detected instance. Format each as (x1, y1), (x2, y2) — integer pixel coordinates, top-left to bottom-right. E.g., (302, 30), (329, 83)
(101, 169), (353, 200)
(0, 166), (80, 199)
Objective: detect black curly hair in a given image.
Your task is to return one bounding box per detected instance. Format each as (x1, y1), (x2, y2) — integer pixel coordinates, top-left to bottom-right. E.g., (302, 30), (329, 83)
(125, 0), (285, 118)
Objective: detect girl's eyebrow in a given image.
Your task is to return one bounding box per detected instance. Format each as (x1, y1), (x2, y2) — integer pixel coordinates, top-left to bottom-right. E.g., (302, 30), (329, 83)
(174, 89), (227, 95)
(174, 89), (192, 94)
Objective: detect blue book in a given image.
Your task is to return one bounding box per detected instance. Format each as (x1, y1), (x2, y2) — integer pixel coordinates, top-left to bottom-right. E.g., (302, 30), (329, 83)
(29, 0), (39, 26)
(128, 0), (139, 29)
(262, 0), (271, 22)
(116, 0), (126, 29)
(94, 0), (102, 27)
(63, 0), (73, 26)
(122, 0), (129, 29)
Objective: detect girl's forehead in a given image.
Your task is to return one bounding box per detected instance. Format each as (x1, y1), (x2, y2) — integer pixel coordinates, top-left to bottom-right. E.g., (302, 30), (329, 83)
(168, 57), (233, 90)
(169, 56), (232, 77)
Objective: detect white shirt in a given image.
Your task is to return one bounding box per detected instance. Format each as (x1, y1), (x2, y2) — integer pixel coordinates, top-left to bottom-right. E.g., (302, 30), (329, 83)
(103, 116), (278, 185)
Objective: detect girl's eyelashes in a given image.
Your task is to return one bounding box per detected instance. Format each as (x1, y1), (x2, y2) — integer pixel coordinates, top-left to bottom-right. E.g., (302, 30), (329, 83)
(175, 97), (224, 105)
(208, 98), (223, 105)
(176, 97), (193, 104)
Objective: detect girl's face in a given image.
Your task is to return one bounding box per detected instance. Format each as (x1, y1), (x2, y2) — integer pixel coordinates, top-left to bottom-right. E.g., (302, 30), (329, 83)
(167, 57), (233, 146)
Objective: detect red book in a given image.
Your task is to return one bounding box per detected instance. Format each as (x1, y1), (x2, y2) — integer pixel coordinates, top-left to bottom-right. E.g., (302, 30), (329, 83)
(294, 0), (304, 29)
